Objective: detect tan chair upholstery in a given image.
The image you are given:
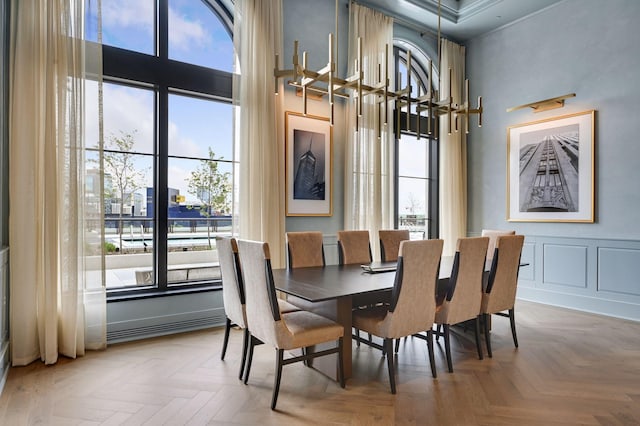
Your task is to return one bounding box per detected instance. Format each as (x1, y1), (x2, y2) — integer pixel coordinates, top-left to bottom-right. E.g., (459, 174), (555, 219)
(379, 229), (411, 262)
(435, 236), (489, 372)
(337, 230), (372, 265)
(481, 229), (515, 261)
(286, 231), (325, 269)
(481, 234), (525, 357)
(337, 230), (376, 347)
(218, 237), (299, 380)
(237, 239), (345, 410)
(353, 239), (444, 393)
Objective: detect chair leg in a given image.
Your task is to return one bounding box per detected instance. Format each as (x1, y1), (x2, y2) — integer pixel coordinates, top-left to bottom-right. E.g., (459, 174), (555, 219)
(384, 338), (396, 394)
(509, 308), (519, 348)
(271, 349), (284, 410)
(426, 329), (437, 378)
(484, 313), (492, 358)
(243, 336), (256, 385)
(355, 328), (361, 347)
(394, 338), (400, 353)
(221, 317), (231, 360)
(337, 338), (345, 388)
(436, 324), (442, 341)
(444, 324), (453, 373)
(474, 315), (483, 360)
(239, 328), (250, 380)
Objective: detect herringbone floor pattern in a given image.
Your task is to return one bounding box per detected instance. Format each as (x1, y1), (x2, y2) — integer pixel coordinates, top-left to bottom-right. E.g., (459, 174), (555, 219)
(1, 300), (639, 425)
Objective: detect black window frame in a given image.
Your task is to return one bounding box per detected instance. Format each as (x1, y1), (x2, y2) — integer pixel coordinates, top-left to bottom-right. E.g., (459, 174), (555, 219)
(93, 0), (234, 301)
(393, 45), (439, 239)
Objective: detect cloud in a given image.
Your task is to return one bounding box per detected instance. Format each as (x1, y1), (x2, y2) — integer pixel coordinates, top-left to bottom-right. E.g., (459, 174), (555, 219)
(168, 121), (203, 158)
(168, 8), (211, 51)
(102, 0), (154, 34)
(99, 1), (210, 52)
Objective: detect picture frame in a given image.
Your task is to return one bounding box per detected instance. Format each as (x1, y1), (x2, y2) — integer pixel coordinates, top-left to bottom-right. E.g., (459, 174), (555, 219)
(507, 110), (595, 222)
(285, 111), (333, 216)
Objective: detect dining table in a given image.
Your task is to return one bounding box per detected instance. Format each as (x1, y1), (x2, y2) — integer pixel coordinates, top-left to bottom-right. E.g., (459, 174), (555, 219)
(271, 256), (462, 380)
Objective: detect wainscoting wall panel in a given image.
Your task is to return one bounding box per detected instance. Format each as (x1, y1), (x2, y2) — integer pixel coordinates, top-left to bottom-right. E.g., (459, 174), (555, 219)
(516, 235), (640, 322)
(598, 247), (640, 297)
(519, 242), (536, 283)
(542, 243), (588, 289)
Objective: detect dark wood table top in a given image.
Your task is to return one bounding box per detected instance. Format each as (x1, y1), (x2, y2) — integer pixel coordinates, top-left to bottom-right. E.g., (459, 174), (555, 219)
(272, 257), (529, 303)
(272, 256), (459, 303)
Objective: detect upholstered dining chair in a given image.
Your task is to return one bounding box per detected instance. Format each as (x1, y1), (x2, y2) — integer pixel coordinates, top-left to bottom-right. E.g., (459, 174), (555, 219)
(337, 230), (372, 265)
(481, 229), (515, 261)
(286, 231), (325, 269)
(337, 230), (375, 346)
(379, 229), (411, 262)
(237, 239), (345, 410)
(434, 236), (489, 373)
(352, 239), (443, 393)
(481, 234), (525, 357)
(218, 237), (299, 380)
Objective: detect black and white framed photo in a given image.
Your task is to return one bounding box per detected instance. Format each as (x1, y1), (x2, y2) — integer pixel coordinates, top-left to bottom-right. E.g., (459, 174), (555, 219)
(507, 110), (595, 222)
(285, 111), (333, 216)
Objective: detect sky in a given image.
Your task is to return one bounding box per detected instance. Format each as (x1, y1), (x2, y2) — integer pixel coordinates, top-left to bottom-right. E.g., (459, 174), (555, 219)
(85, 0), (235, 205)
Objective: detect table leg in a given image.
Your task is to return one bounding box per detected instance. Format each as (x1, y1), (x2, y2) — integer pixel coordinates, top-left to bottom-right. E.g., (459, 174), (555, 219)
(287, 296), (353, 380)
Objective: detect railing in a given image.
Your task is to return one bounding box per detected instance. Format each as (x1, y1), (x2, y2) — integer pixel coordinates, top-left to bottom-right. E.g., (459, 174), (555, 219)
(95, 216), (232, 253)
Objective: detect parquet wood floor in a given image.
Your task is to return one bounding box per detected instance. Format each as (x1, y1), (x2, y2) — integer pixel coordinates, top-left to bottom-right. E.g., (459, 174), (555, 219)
(0, 300), (639, 425)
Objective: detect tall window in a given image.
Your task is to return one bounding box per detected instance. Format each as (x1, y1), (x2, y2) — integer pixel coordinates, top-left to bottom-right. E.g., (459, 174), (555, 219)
(394, 46), (439, 239)
(85, 0), (235, 296)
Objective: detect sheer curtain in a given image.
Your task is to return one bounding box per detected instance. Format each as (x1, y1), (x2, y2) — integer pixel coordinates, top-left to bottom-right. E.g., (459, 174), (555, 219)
(344, 3), (394, 261)
(233, 0), (286, 268)
(9, 0), (106, 366)
(438, 39), (467, 256)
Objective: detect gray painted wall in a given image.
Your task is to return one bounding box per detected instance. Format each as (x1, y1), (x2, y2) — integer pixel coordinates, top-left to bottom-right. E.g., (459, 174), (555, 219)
(282, 0), (349, 239)
(281, 0), (438, 241)
(466, 0), (640, 320)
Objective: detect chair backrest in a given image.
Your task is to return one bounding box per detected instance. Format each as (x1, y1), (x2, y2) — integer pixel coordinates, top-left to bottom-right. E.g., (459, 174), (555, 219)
(237, 239), (287, 347)
(481, 229), (515, 261)
(337, 230), (372, 265)
(482, 234), (525, 314)
(379, 229), (411, 262)
(286, 231), (325, 269)
(381, 239), (443, 338)
(217, 237), (246, 328)
(442, 237), (489, 325)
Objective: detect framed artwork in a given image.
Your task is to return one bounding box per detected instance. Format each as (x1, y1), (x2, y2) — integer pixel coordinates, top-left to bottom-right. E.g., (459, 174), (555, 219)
(507, 110), (595, 222)
(285, 111), (333, 216)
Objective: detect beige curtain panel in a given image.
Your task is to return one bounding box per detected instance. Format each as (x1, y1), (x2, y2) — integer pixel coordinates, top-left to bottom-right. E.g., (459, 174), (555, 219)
(234, 0), (287, 268)
(9, 0), (106, 365)
(344, 3), (395, 261)
(439, 38), (468, 256)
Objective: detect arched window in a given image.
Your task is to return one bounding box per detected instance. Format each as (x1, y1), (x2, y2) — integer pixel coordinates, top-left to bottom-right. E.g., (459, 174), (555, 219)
(85, 0), (235, 295)
(393, 44), (439, 239)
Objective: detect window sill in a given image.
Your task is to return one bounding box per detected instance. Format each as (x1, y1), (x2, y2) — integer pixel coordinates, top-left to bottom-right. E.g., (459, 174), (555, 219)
(107, 283), (222, 303)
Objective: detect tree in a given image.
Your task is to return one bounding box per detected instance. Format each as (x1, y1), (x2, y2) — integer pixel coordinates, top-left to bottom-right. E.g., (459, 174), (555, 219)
(405, 192), (423, 215)
(186, 148), (232, 247)
(103, 131), (148, 253)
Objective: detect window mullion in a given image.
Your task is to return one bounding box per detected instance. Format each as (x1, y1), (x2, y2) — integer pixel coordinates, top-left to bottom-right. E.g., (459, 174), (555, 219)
(155, 0), (169, 290)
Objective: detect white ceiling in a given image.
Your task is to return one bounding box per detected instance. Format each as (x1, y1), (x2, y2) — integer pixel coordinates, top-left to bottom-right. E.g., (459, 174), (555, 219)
(356, 0), (565, 41)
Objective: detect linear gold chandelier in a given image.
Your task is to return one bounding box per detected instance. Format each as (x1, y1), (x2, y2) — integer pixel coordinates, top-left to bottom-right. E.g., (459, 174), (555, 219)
(274, 0), (482, 138)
